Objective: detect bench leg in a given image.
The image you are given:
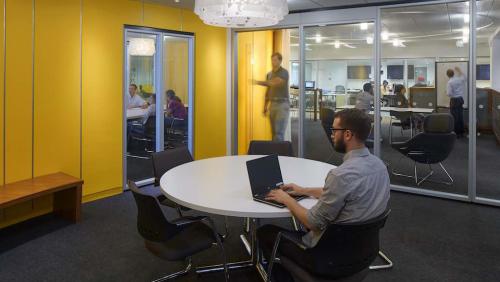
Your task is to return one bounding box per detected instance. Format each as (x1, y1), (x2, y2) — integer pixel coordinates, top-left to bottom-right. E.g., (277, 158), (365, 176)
(53, 185), (82, 222)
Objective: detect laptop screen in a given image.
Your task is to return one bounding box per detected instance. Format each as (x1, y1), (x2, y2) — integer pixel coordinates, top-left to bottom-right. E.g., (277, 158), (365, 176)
(246, 154), (284, 197)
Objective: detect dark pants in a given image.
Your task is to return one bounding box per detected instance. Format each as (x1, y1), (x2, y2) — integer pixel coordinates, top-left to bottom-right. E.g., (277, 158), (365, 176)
(450, 97), (465, 136)
(257, 225), (309, 282)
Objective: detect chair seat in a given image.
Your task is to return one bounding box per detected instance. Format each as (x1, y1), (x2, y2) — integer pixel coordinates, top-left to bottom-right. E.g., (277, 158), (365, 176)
(280, 256), (369, 282)
(145, 222), (215, 261)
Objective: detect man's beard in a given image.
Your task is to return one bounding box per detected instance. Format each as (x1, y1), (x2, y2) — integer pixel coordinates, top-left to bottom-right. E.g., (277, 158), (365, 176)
(333, 136), (346, 153)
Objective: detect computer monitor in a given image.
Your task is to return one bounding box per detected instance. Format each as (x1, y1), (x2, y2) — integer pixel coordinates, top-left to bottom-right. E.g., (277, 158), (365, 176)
(305, 81), (315, 89)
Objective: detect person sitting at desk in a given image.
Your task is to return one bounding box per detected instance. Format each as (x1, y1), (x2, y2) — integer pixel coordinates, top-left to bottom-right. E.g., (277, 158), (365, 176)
(394, 84), (424, 130)
(165, 89), (187, 128)
(258, 109), (390, 282)
(126, 83), (148, 109)
(381, 80), (390, 96)
(394, 84), (409, 108)
(355, 83), (374, 114)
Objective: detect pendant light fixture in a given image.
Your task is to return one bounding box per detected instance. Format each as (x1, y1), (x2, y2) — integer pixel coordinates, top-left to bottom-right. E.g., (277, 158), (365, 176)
(194, 0), (289, 28)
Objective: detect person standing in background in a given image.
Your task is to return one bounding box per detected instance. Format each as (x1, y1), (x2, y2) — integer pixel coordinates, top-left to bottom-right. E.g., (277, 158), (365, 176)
(446, 67), (466, 138)
(254, 52), (290, 141)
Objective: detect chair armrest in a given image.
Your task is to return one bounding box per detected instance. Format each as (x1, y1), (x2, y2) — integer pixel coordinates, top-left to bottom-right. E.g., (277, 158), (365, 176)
(171, 216), (208, 227)
(267, 231), (308, 282)
(279, 231), (308, 250)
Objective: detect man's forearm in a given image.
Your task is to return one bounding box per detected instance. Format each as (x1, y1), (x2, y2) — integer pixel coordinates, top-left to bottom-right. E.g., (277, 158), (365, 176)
(300, 187), (323, 199)
(283, 198), (316, 231)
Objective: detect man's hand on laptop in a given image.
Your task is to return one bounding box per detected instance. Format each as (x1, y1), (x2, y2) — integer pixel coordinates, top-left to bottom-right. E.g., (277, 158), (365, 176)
(265, 189), (294, 204)
(281, 183), (304, 196)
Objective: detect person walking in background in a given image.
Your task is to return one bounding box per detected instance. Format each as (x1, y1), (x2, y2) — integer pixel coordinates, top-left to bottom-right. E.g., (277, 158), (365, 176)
(254, 52), (290, 141)
(446, 67), (466, 138)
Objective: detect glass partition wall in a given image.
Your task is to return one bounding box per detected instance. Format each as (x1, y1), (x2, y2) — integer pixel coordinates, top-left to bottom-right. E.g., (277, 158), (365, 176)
(475, 0), (500, 202)
(125, 28), (194, 185)
(380, 1), (470, 198)
(302, 23), (374, 164)
(232, 0), (500, 207)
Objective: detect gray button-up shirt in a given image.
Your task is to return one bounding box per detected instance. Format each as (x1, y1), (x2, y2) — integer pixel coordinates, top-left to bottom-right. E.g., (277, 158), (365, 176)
(302, 148), (390, 247)
(355, 91), (374, 113)
(447, 74), (466, 98)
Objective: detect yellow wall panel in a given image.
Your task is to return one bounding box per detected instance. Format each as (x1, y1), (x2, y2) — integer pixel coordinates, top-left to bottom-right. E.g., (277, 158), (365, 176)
(81, 0), (140, 196)
(144, 2), (182, 30)
(5, 0), (33, 183)
(0, 0), (4, 185)
(34, 0), (80, 178)
(182, 12), (227, 159)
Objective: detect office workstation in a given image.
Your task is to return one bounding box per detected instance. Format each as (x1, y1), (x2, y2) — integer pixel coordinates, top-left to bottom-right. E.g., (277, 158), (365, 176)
(0, 0), (500, 282)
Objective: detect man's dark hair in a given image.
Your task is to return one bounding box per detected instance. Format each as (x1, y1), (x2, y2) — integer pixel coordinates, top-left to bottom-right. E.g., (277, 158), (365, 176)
(446, 69), (454, 78)
(363, 82), (372, 93)
(394, 84), (405, 94)
(271, 52), (283, 61)
(130, 83), (138, 89)
(334, 109), (372, 142)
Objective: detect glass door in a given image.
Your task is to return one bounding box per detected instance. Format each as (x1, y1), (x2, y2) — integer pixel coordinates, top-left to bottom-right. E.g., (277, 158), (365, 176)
(124, 28), (194, 186)
(125, 31), (159, 183)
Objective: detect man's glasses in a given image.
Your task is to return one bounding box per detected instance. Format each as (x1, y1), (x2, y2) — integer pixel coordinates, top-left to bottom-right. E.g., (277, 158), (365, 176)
(330, 127), (350, 132)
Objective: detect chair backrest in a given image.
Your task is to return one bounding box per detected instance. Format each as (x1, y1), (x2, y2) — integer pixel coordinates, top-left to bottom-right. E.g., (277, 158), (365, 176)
(247, 140), (294, 157)
(307, 209), (390, 276)
(152, 147), (193, 186)
(320, 108), (335, 146)
(389, 110), (412, 120)
(424, 113), (454, 133)
(143, 115), (156, 137)
(128, 180), (180, 242)
(335, 85), (345, 92)
(406, 114), (456, 163)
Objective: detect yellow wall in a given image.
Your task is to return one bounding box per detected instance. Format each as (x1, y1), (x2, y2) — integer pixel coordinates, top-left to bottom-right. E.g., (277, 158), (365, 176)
(0, 0), (227, 227)
(237, 31), (273, 154)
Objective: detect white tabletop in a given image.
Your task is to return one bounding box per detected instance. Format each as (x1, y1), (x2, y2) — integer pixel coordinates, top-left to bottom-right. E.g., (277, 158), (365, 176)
(337, 104), (434, 113)
(160, 155), (335, 218)
(127, 108), (146, 119)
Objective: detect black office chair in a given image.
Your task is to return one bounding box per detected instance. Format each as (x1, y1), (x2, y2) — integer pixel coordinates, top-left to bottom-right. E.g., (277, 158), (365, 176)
(320, 107), (336, 162)
(266, 209), (392, 282)
(391, 113), (455, 186)
(248, 140), (294, 157)
(152, 147), (193, 217)
(130, 115), (156, 153)
(389, 110), (414, 144)
(128, 180), (229, 282)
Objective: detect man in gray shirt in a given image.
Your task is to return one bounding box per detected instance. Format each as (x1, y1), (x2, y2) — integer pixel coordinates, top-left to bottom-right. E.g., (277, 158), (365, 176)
(257, 108), (390, 281)
(446, 67), (466, 138)
(254, 52), (290, 141)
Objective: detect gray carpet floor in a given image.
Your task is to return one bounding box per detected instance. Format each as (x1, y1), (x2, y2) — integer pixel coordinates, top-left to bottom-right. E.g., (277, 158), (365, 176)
(0, 190), (500, 282)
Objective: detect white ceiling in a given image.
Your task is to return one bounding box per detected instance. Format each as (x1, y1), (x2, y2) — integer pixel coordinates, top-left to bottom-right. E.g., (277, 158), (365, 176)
(147, 0), (417, 12)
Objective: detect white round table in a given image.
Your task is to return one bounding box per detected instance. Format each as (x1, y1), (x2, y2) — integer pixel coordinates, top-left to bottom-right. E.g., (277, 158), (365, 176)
(159, 155), (335, 218)
(160, 155), (335, 279)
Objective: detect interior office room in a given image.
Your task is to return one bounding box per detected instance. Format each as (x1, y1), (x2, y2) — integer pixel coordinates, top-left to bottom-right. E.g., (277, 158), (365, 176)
(1, 0), (500, 281)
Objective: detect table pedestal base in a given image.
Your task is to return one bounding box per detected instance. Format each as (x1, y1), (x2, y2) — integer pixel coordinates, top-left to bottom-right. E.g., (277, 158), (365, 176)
(195, 218), (268, 281)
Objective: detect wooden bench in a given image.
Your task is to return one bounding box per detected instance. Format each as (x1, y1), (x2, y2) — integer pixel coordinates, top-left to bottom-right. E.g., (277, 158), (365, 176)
(0, 173), (83, 223)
